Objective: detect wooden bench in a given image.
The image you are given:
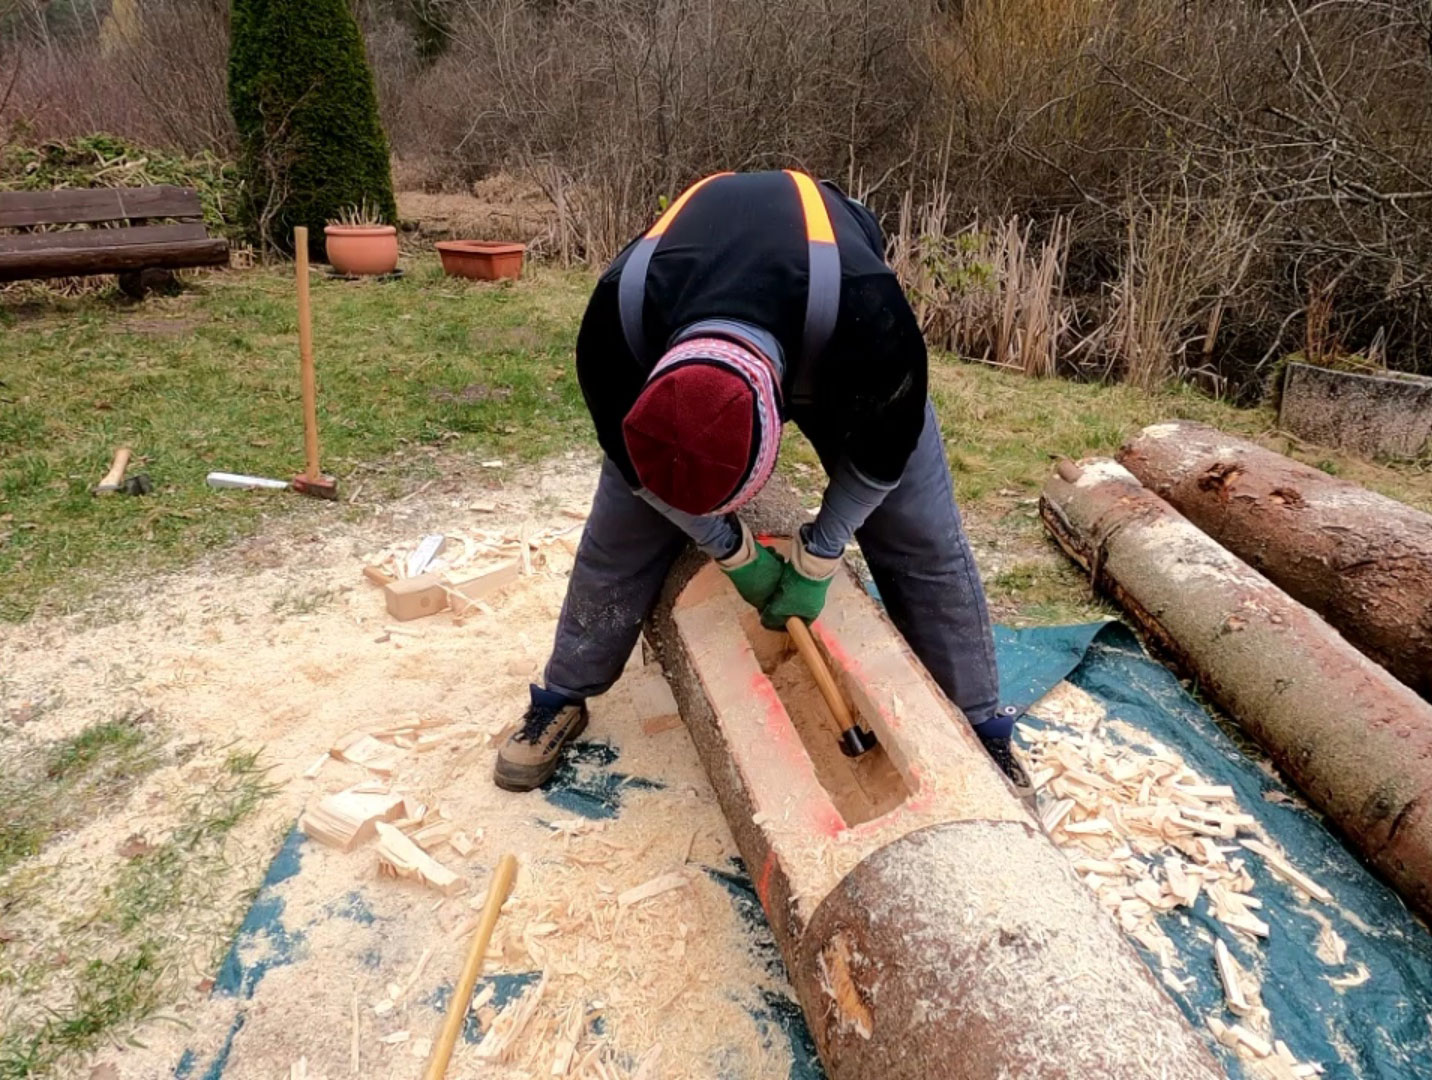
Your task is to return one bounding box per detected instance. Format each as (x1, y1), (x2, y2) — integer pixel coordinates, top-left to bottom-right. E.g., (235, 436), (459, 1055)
(0, 184), (229, 296)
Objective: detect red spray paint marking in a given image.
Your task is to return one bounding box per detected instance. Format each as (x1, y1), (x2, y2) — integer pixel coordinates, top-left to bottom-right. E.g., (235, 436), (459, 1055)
(746, 671), (849, 835)
(755, 849), (777, 913)
(813, 620), (907, 738)
(749, 671), (806, 761)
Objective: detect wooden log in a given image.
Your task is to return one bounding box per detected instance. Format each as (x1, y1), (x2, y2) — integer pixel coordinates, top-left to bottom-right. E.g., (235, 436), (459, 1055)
(1041, 457), (1432, 921)
(1119, 421), (1432, 697)
(644, 482), (1222, 1080)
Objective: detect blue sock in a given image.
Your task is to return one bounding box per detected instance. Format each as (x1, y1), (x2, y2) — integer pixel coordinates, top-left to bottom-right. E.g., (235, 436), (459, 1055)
(531, 683), (580, 710)
(972, 705), (1019, 740)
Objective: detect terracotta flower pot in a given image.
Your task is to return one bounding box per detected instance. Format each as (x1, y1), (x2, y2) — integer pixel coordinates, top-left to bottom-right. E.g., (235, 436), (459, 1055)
(324, 224), (399, 276)
(436, 241), (525, 281)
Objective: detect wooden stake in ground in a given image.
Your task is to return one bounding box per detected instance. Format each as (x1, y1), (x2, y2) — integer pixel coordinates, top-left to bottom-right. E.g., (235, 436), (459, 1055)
(422, 854), (518, 1080)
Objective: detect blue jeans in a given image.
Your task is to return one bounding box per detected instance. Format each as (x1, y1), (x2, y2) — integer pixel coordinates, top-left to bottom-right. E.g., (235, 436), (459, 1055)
(544, 401), (1001, 727)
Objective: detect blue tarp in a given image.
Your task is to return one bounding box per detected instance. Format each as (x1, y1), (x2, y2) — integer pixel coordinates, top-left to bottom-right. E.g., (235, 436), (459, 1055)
(999, 621), (1432, 1080)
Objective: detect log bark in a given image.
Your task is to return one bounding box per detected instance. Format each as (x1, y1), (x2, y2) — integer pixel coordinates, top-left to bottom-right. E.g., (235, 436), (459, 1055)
(646, 480), (1222, 1080)
(1041, 458), (1432, 921)
(1118, 421), (1432, 697)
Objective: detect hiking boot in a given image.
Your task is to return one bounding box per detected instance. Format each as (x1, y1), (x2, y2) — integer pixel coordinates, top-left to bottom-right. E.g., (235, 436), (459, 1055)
(979, 730), (1037, 808)
(494, 685), (588, 792)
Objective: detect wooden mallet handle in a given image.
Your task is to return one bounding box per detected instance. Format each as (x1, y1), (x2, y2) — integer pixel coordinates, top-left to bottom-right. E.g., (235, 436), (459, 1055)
(94, 447), (132, 493)
(422, 853), (518, 1080)
(294, 225), (320, 482)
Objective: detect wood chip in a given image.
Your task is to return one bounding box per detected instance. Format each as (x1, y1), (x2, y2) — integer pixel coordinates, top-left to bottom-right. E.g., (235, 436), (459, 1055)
(448, 561), (521, 615)
(1041, 798), (1076, 834)
(475, 973), (547, 1062)
(450, 831), (475, 857)
(299, 785), (406, 852)
(375, 821), (466, 895)
(1241, 839), (1332, 903)
(1328, 963), (1371, 990)
(1216, 907), (1271, 939)
(627, 664), (681, 735)
(550, 998), (586, 1075)
(330, 732), (403, 777)
(618, 871), (689, 908)
(1227, 1023), (1273, 1058)
(412, 820), (456, 852)
(1214, 939), (1252, 1016)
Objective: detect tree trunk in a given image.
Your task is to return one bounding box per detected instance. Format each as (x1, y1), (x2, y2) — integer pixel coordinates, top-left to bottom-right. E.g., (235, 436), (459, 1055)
(1041, 458), (1432, 922)
(1118, 421), (1432, 698)
(643, 481), (1223, 1080)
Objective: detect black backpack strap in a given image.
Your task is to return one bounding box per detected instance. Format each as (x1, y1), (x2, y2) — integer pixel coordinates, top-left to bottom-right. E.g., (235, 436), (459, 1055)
(785, 171), (841, 404)
(617, 173), (731, 364)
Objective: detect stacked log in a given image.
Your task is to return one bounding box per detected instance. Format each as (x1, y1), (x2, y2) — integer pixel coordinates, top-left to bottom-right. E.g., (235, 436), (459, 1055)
(1041, 458), (1432, 922)
(1119, 421), (1432, 697)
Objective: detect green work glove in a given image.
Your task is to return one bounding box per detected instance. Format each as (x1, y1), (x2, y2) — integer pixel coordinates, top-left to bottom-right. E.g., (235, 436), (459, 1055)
(760, 530), (841, 630)
(719, 520), (786, 611)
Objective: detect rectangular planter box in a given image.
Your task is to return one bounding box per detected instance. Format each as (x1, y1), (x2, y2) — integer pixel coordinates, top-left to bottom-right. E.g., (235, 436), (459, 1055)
(435, 240), (524, 281)
(1279, 361), (1432, 460)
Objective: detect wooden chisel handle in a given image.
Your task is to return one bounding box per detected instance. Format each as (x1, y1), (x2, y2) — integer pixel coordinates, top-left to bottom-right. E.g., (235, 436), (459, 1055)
(786, 617), (857, 731)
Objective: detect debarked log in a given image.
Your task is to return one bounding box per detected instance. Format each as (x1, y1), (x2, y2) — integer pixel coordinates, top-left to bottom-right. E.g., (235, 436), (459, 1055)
(646, 484), (1223, 1080)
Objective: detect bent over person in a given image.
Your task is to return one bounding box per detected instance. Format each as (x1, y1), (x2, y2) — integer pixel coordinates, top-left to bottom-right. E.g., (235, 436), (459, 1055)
(494, 170), (1030, 798)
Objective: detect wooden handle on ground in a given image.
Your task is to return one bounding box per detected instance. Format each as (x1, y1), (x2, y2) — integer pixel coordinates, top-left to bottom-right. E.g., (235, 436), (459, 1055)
(294, 225), (320, 482)
(362, 565), (395, 587)
(786, 617), (857, 732)
(96, 447), (132, 491)
(423, 853), (518, 1080)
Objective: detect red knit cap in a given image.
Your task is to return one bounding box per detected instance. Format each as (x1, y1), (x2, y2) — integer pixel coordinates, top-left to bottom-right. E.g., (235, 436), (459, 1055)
(623, 362), (756, 514)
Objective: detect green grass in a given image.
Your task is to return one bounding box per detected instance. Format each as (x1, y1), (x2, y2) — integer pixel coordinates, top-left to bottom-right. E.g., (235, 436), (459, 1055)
(928, 359), (1430, 621)
(0, 747), (275, 1078)
(932, 360), (1431, 510)
(4, 260), (1428, 624)
(0, 257), (594, 621)
(0, 714), (161, 875)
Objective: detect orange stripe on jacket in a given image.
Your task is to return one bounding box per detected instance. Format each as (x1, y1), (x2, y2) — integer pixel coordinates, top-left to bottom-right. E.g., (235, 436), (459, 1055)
(645, 172), (733, 238)
(784, 169), (836, 245)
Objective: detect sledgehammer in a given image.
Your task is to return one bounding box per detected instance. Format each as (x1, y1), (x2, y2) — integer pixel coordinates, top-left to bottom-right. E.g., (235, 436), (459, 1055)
(290, 226), (337, 500)
(786, 617), (878, 757)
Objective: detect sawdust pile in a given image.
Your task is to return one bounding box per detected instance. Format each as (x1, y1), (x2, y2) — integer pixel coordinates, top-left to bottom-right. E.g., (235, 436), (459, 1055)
(0, 457), (806, 1079)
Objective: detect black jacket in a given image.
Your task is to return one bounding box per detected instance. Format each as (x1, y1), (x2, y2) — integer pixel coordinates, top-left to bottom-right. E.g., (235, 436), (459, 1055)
(575, 171), (927, 487)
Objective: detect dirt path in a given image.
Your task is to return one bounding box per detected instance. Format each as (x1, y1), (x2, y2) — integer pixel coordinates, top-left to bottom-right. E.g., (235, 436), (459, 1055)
(0, 454), (814, 1079)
